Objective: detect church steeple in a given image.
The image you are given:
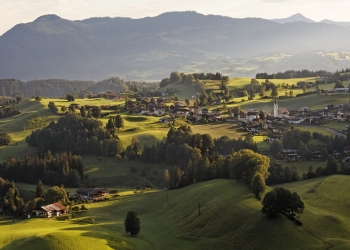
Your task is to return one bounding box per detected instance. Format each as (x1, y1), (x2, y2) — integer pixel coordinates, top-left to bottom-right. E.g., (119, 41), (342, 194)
(273, 97), (279, 117)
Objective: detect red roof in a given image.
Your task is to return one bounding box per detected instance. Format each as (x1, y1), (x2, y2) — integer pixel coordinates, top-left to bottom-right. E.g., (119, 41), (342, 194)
(41, 202), (67, 212)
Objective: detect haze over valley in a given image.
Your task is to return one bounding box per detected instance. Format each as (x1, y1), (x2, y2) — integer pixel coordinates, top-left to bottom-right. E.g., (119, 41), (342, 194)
(1, 12), (350, 81)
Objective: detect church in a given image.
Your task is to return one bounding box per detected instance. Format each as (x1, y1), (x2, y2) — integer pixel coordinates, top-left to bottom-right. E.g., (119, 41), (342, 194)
(273, 98), (289, 118)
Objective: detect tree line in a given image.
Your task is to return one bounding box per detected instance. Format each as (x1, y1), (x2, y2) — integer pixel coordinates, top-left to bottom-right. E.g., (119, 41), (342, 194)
(26, 113), (125, 157)
(0, 151), (83, 187)
(0, 78), (158, 98)
(160, 71), (229, 88)
(128, 126), (267, 194)
(256, 69), (333, 79)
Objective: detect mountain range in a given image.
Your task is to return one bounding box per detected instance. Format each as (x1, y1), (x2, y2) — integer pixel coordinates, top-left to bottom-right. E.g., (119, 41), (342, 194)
(1, 12), (350, 81)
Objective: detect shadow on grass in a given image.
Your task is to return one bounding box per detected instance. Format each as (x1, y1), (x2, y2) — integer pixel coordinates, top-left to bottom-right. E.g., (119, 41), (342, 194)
(2, 236), (51, 250)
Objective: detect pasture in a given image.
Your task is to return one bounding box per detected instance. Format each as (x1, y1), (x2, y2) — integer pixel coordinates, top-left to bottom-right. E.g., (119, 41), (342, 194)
(2, 176), (350, 249)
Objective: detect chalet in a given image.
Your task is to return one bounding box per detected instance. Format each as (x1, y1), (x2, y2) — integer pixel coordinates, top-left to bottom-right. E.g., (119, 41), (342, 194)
(36, 203), (68, 218)
(282, 149), (300, 161)
(105, 92), (120, 100)
(288, 118), (302, 124)
(266, 134), (282, 142)
(212, 100), (221, 105)
(278, 108), (289, 118)
(246, 111), (259, 121)
(89, 188), (109, 198)
(238, 111), (247, 121)
(334, 88), (349, 93)
(287, 108), (299, 116)
(311, 109), (329, 117)
(197, 108), (209, 115)
(154, 108), (165, 115)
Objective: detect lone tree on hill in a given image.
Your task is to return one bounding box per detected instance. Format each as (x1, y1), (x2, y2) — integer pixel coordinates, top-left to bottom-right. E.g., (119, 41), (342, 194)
(124, 211), (141, 236)
(262, 187), (304, 219)
(115, 115), (124, 130)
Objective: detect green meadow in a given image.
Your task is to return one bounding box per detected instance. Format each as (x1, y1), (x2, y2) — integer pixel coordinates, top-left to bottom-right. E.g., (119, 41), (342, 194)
(2, 176), (350, 249)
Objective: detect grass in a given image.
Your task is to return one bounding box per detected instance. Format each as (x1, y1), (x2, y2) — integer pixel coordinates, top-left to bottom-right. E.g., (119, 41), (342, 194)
(3, 176), (350, 249)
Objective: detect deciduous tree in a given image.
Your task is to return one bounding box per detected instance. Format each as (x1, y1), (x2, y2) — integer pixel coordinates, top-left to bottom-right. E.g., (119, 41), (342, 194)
(124, 211), (141, 236)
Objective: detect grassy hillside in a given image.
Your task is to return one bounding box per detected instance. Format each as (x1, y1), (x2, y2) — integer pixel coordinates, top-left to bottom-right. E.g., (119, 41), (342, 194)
(2, 176), (350, 249)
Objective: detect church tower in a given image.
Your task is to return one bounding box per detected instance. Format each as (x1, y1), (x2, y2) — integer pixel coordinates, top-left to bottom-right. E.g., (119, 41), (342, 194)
(273, 97), (279, 117)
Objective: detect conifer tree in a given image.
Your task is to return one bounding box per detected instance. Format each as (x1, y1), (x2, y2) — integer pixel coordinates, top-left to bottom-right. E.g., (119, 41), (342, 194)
(36, 179), (44, 198)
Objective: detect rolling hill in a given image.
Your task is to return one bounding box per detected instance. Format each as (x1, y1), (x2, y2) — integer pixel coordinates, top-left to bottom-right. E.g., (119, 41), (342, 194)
(1, 176), (350, 249)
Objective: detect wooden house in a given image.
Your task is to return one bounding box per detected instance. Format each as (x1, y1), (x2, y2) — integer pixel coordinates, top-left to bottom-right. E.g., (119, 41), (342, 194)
(36, 203), (68, 218)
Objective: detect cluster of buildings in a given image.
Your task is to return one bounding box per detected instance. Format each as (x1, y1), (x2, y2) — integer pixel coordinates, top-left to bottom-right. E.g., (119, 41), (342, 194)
(234, 99), (350, 125)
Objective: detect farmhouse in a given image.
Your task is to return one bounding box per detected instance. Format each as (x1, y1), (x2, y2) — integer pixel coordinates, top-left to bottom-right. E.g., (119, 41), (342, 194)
(334, 88), (349, 93)
(105, 92), (120, 100)
(36, 203), (68, 218)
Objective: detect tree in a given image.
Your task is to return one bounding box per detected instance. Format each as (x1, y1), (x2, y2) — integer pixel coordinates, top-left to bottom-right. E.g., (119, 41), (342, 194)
(325, 155), (338, 175)
(164, 169), (170, 188)
(302, 85), (307, 93)
(269, 140), (283, 158)
(35, 179), (44, 198)
(66, 94), (76, 102)
(124, 211), (141, 236)
(230, 149), (270, 186)
(185, 98), (190, 107)
(169, 71), (182, 84)
(185, 74), (195, 85)
(80, 106), (87, 117)
(251, 171), (265, 199)
(270, 85), (278, 98)
(91, 106), (101, 118)
(106, 118), (116, 135)
(262, 187), (304, 219)
(0, 132), (12, 146)
(44, 186), (69, 205)
(115, 115), (124, 130)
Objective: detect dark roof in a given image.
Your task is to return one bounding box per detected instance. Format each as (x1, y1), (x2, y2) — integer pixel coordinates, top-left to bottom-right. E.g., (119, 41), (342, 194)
(77, 188), (93, 195)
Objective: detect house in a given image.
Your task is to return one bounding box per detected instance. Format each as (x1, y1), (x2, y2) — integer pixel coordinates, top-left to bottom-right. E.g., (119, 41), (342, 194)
(89, 188), (109, 198)
(105, 92), (120, 100)
(334, 88), (349, 93)
(154, 108), (165, 115)
(343, 146), (350, 154)
(36, 203), (68, 218)
(288, 108), (299, 116)
(238, 111), (247, 121)
(246, 111), (259, 121)
(288, 118), (302, 124)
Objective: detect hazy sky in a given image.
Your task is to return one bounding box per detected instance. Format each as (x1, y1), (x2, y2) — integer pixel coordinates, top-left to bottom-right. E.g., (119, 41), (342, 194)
(1, 0), (349, 35)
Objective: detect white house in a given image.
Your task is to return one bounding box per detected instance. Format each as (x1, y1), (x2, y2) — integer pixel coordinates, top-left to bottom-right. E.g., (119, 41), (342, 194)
(334, 88), (349, 93)
(246, 111), (259, 121)
(154, 108), (165, 115)
(238, 111), (247, 121)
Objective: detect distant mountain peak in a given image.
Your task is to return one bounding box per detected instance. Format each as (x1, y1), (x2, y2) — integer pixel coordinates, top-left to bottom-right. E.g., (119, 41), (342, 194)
(270, 13), (315, 24)
(34, 14), (62, 22)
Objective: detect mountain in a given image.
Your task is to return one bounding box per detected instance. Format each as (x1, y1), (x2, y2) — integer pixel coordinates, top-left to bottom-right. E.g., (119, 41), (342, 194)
(270, 13), (315, 24)
(0, 11), (350, 81)
(320, 19), (350, 27)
